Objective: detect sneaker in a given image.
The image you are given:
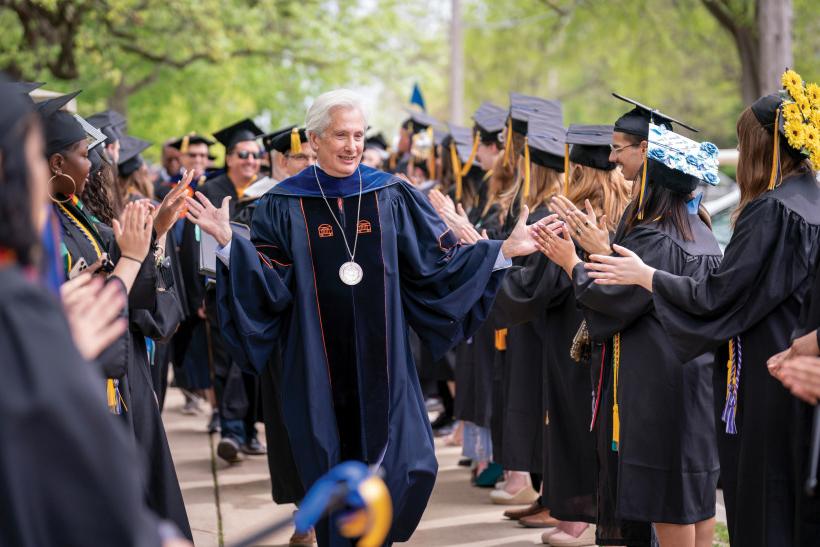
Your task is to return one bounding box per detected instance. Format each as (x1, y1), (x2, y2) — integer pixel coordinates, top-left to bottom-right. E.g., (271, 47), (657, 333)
(425, 397), (444, 413)
(207, 411), (220, 434)
(181, 397), (201, 415)
(241, 437), (267, 455)
(430, 413), (454, 431)
(289, 527), (316, 546)
(217, 437), (242, 464)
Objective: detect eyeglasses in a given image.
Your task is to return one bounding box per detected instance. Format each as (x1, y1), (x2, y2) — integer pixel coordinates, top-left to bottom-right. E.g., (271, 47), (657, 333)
(608, 143), (640, 154)
(234, 150), (262, 160)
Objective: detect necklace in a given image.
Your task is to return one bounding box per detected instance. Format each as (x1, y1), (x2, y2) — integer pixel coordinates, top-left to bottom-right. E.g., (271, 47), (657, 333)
(313, 165), (364, 285)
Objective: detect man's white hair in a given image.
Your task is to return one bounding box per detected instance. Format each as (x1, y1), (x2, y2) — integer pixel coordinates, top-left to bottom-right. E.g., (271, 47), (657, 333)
(305, 89), (368, 136)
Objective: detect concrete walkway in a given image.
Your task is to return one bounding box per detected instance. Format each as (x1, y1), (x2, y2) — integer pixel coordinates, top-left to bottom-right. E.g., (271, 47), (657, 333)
(164, 391), (726, 546)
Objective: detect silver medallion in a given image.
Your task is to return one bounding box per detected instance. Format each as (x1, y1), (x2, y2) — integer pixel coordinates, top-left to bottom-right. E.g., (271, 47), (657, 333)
(339, 261), (364, 286)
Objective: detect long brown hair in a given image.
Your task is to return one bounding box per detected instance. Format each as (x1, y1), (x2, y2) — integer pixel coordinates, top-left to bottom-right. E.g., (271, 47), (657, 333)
(621, 179), (698, 240)
(733, 106), (814, 224)
(481, 149), (517, 222)
(119, 164), (155, 202)
(565, 164), (632, 232)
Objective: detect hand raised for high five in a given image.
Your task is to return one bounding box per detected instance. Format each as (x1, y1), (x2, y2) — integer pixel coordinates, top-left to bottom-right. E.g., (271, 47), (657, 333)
(152, 168), (195, 237)
(531, 219), (581, 276)
(550, 195), (611, 256)
(186, 191), (232, 247)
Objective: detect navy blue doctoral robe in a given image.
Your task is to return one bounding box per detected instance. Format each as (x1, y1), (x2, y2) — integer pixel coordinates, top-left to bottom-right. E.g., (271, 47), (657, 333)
(216, 165), (505, 545)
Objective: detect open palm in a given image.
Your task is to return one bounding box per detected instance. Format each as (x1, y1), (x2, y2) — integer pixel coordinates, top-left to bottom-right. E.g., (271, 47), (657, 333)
(185, 192), (233, 246)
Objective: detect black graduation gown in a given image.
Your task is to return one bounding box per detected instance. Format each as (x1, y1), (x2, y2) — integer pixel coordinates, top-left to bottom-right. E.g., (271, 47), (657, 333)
(574, 213), (722, 544)
(648, 172), (820, 547)
(495, 245), (597, 523)
(216, 165), (505, 546)
(53, 198), (191, 539)
(0, 265), (163, 547)
(493, 207), (551, 474)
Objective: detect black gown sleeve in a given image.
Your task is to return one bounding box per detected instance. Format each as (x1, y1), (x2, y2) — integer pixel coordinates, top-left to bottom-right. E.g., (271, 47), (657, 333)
(651, 198), (809, 361)
(0, 276), (162, 547)
(494, 250), (570, 327)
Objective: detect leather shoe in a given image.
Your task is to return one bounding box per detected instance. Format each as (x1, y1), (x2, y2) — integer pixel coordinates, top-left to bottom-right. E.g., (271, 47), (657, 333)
(289, 527), (316, 546)
(519, 508), (560, 528)
(504, 500), (543, 520)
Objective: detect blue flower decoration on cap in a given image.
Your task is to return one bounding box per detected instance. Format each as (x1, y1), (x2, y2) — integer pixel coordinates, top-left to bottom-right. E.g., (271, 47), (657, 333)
(647, 123), (720, 186)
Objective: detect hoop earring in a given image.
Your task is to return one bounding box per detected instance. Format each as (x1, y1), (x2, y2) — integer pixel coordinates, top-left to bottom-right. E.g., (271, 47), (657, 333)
(48, 172), (76, 204)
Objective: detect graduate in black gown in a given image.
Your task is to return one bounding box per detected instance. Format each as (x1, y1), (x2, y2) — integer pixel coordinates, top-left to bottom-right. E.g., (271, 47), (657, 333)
(586, 78), (820, 546)
(541, 107), (724, 546)
(40, 92), (192, 539)
(186, 89), (545, 546)
(0, 74), (185, 547)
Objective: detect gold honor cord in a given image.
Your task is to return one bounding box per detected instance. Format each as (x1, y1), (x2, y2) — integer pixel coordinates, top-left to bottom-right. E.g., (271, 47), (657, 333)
(460, 132), (480, 177)
(637, 152), (649, 220)
(611, 333), (621, 451)
(427, 128), (436, 181)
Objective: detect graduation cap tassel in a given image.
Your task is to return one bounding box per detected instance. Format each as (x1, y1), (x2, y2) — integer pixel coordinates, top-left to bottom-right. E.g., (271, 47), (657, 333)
(494, 328), (508, 351)
(502, 118), (513, 168)
(522, 137), (531, 200)
(611, 333), (621, 452)
(721, 337), (743, 435)
(426, 127), (436, 181)
(767, 107), (781, 191)
(563, 143), (570, 195)
(450, 142), (463, 202)
(637, 150), (649, 220)
(290, 128), (303, 155)
(460, 132), (480, 177)
(181, 134), (191, 155)
(106, 379), (120, 414)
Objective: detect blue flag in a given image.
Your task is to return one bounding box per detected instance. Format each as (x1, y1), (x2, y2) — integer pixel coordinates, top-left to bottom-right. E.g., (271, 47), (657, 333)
(410, 83), (426, 111)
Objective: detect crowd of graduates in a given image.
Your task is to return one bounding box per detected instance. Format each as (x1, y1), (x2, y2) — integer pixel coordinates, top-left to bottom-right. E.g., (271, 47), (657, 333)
(1, 63), (820, 547)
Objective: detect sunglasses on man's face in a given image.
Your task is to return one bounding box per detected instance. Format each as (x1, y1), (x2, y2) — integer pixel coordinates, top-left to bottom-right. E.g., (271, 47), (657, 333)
(234, 150), (263, 160)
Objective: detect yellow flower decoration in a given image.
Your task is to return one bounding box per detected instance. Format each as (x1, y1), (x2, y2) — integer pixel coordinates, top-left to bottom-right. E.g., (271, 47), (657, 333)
(808, 83), (820, 108)
(784, 117), (806, 149)
(782, 102), (802, 124)
(780, 70), (803, 91)
(796, 93), (811, 114)
(812, 109), (820, 128)
(804, 124), (820, 150)
(811, 147), (820, 171)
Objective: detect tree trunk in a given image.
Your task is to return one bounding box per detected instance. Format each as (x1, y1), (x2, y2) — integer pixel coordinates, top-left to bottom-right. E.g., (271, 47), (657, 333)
(449, 0), (464, 125)
(757, 0), (793, 95)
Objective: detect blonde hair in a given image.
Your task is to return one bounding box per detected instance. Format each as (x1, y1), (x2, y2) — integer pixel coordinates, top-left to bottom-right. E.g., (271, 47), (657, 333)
(565, 163), (632, 231)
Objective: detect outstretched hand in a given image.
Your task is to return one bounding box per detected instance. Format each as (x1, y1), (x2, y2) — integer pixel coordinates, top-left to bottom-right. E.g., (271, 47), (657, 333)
(186, 192), (232, 247)
(550, 195), (611, 256)
(531, 220), (580, 276)
(60, 273), (127, 360)
(500, 206), (547, 259)
(113, 201), (153, 261)
(153, 168), (194, 237)
(585, 244), (655, 291)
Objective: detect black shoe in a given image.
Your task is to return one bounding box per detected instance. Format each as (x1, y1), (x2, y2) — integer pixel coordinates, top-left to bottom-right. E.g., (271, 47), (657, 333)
(207, 411), (221, 434)
(217, 437), (242, 464)
(458, 457), (473, 467)
(430, 413), (454, 431)
(241, 437), (267, 455)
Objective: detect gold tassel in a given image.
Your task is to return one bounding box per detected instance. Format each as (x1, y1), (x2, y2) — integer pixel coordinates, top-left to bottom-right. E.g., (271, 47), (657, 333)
(563, 143), (570, 195)
(768, 107), (781, 190)
(494, 329), (508, 351)
(290, 128), (302, 155)
(637, 151), (649, 220)
(181, 133), (191, 154)
(503, 117), (513, 167)
(450, 141), (463, 201)
(523, 137), (531, 199)
(611, 333), (621, 451)
(107, 378), (117, 412)
(460, 132), (480, 177)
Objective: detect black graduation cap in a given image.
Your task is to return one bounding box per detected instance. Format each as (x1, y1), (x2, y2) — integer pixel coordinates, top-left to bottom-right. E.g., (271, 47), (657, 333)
(168, 133), (215, 153)
(526, 112), (567, 172)
(612, 93), (698, 139)
(401, 109), (439, 135)
(509, 93), (563, 135)
(0, 81), (44, 105)
(0, 75), (35, 138)
(118, 135), (151, 177)
(87, 110), (127, 143)
(35, 91), (89, 157)
(750, 93), (799, 153)
(472, 101), (507, 143)
(263, 126), (308, 155)
(365, 132), (389, 151)
(566, 124), (616, 171)
(212, 118), (264, 150)
(446, 124), (476, 163)
(88, 146), (104, 174)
